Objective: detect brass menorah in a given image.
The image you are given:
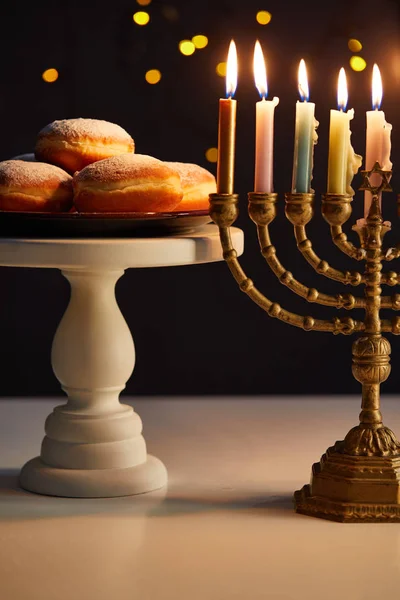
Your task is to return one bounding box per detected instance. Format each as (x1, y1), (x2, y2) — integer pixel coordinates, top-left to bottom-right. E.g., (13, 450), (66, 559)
(209, 163), (400, 522)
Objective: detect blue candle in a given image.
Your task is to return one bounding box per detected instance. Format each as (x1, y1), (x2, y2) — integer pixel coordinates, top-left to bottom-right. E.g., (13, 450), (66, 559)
(291, 60), (318, 193)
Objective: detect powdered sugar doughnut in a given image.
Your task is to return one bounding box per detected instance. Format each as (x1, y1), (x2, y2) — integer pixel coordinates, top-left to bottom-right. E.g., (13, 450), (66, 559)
(35, 118), (135, 173)
(73, 154), (182, 213)
(0, 160), (73, 212)
(164, 162), (216, 211)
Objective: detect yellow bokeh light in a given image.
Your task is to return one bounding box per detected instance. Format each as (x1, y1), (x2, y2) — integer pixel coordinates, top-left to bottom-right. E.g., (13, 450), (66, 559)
(42, 68), (59, 83)
(348, 38), (362, 52)
(145, 69), (162, 84)
(256, 10), (272, 25)
(192, 34), (208, 49)
(179, 40), (195, 56)
(205, 147), (218, 163)
(137, 0), (151, 5)
(133, 11), (150, 25)
(216, 62), (227, 77)
(350, 55), (367, 72)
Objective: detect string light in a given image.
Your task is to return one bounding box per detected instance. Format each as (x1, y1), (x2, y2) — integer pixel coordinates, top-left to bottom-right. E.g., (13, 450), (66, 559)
(216, 62), (227, 77)
(179, 40), (195, 56)
(42, 68), (59, 83)
(192, 35), (208, 49)
(350, 56), (367, 72)
(348, 39), (362, 52)
(205, 147), (218, 163)
(256, 11), (272, 25)
(145, 69), (162, 84)
(133, 11), (150, 25)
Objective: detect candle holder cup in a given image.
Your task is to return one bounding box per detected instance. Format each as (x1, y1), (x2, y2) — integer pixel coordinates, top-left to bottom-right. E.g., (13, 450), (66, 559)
(209, 163), (400, 522)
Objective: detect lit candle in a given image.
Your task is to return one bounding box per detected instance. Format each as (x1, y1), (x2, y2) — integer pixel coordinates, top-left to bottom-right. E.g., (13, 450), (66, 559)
(364, 64), (392, 217)
(292, 59), (318, 193)
(217, 40), (237, 194)
(327, 68), (362, 195)
(253, 41), (279, 193)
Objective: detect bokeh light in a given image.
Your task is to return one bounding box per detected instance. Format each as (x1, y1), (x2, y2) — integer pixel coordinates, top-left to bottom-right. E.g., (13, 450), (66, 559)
(137, 0), (151, 5)
(179, 40), (195, 56)
(216, 62), (227, 77)
(145, 69), (162, 84)
(256, 10), (272, 25)
(192, 35), (208, 49)
(133, 11), (150, 25)
(348, 39), (362, 52)
(350, 56), (367, 72)
(205, 147), (218, 163)
(42, 68), (59, 83)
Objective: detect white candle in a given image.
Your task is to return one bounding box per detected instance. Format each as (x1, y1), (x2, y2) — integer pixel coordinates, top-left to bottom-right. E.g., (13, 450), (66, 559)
(327, 68), (362, 195)
(253, 41), (279, 193)
(292, 60), (318, 193)
(364, 64), (392, 218)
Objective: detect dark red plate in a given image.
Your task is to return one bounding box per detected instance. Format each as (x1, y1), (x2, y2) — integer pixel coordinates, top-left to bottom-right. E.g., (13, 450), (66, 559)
(0, 210), (211, 238)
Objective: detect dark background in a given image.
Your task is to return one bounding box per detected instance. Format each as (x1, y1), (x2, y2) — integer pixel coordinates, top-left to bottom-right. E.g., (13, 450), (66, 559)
(0, 0), (399, 396)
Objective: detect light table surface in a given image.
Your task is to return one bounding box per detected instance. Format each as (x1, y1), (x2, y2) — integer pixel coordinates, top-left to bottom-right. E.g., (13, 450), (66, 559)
(1, 395), (400, 600)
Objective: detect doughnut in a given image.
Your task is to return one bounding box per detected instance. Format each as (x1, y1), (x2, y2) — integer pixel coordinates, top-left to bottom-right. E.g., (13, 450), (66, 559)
(35, 118), (135, 174)
(0, 160), (73, 212)
(11, 153), (36, 162)
(164, 162), (216, 211)
(73, 154), (183, 213)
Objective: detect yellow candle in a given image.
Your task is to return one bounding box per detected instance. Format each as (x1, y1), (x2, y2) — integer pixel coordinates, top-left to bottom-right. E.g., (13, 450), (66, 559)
(327, 68), (362, 195)
(217, 40), (237, 194)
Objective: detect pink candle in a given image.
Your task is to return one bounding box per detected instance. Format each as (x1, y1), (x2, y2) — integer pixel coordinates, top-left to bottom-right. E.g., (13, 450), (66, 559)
(364, 64), (392, 218)
(253, 41), (279, 193)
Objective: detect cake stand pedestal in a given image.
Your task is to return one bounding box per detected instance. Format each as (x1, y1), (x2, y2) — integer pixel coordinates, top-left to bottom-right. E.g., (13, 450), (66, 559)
(0, 225), (243, 498)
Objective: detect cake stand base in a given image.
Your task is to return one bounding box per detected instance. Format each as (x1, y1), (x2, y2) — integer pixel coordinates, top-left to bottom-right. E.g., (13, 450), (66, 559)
(0, 228), (244, 498)
(20, 454), (167, 498)
(295, 443), (400, 522)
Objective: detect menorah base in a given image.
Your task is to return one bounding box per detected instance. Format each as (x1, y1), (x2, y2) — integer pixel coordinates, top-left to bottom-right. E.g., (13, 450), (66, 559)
(295, 442), (400, 522)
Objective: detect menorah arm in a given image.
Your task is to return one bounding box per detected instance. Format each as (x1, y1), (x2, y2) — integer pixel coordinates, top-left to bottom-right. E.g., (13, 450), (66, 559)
(381, 271), (400, 286)
(256, 221), (365, 310)
(381, 319), (400, 334)
(218, 225), (364, 335)
(383, 246), (400, 261)
(294, 224), (364, 286)
(381, 295), (400, 309)
(284, 193), (364, 286)
(330, 225), (366, 260)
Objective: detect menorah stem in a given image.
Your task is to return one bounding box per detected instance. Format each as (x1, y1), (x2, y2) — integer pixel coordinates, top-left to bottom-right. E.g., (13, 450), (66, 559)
(344, 197), (399, 455)
(359, 381), (382, 426)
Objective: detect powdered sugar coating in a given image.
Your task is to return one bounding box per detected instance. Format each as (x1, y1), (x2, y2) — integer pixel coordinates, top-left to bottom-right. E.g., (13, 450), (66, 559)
(0, 160), (72, 188)
(37, 118), (134, 144)
(164, 162), (215, 189)
(74, 154), (178, 186)
(11, 153), (36, 162)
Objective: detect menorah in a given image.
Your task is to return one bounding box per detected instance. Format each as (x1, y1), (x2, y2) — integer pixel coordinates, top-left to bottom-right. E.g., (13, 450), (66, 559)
(209, 163), (400, 523)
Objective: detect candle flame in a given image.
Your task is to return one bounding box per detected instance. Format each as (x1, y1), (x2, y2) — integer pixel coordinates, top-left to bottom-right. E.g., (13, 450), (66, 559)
(226, 40), (238, 98)
(372, 64), (382, 110)
(337, 68), (348, 111)
(298, 59), (309, 101)
(253, 40), (268, 98)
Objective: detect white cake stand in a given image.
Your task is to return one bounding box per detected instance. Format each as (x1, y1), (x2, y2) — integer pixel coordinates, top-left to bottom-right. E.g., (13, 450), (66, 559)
(0, 225), (243, 498)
